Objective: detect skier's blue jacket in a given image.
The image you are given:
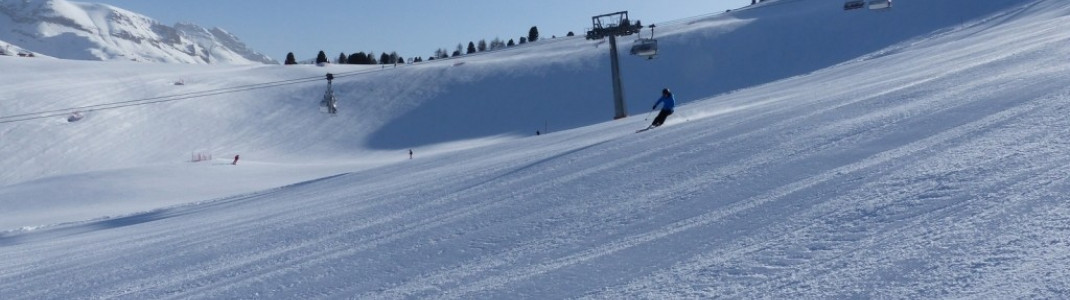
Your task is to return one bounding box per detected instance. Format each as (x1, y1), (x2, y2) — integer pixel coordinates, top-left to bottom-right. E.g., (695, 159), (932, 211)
(654, 94), (676, 112)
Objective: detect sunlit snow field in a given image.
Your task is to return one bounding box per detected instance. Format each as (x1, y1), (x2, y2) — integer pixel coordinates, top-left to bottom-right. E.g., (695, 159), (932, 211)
(2, 0), (1070, 298)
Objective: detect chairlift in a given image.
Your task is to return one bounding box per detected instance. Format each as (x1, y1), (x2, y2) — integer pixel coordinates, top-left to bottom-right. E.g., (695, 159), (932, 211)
(320, 73), (338, 114)
(67, 111), (85, 123)
(843, 0), (865, 10)
(630, 39), (658, 58)
(867, 0), (892, 10)
(629, 24), (658, 59)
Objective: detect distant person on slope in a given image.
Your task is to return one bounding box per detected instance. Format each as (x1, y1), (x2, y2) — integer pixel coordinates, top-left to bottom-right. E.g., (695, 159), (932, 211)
(650, 88), (676, 128)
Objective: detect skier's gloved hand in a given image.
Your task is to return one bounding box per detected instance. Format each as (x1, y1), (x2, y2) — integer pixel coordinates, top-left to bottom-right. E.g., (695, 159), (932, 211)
(652, 105), (657, 110)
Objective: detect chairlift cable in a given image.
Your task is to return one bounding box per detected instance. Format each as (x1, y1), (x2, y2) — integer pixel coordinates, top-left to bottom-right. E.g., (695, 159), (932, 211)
(0, 68), (376, 125)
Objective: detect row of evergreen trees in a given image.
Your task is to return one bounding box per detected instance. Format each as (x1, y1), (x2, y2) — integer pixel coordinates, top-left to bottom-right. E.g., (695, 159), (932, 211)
(283, 26), (569, 65)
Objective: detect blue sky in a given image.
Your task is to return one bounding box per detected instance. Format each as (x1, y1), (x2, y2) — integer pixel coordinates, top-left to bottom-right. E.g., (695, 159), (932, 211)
(93, 0), (748, 62)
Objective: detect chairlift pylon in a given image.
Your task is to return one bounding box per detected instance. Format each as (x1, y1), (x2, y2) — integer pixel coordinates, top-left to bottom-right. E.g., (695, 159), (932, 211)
(320, 73), (338, 114)
(630, 24), (658, 59)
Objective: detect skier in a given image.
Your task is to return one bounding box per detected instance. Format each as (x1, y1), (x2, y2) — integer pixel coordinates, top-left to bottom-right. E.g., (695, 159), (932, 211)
(232, 154), (240, 165)
(409, 149), (413, 159)
(649, 88), (675, 128)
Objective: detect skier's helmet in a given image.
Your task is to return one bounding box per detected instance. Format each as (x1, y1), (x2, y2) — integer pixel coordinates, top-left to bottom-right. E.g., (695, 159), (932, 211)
(662, 88), (671, 95)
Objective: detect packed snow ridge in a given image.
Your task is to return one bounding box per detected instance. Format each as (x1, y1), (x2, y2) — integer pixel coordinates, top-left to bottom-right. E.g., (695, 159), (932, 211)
(2, 0), (1070, 298)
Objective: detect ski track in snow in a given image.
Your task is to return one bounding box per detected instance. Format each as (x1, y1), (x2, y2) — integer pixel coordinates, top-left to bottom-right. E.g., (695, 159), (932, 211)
(592, 90), (1070, 298)
(461, 88), (1065, 298)
(390, 42), (1070, 298)
(3, 0), (1070, 298)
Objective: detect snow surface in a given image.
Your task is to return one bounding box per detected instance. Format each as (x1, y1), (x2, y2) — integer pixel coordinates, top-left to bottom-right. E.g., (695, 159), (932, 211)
(3, 0), (1070, 298)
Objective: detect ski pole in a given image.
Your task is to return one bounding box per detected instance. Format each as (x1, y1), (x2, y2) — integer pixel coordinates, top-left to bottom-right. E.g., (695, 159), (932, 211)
(644, 107), (655, 121)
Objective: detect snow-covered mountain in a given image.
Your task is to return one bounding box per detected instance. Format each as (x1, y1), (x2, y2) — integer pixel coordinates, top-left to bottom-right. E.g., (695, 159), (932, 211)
(0, 0), (276, 64)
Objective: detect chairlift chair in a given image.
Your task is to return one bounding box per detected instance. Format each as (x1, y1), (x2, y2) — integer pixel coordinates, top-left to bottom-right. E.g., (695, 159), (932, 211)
(629, 24), (658, 59)
(843, 0), (865, 10)
(67, 111), (84, 122)
(630, 39), (658, 58)
(868, 0), (892, 10)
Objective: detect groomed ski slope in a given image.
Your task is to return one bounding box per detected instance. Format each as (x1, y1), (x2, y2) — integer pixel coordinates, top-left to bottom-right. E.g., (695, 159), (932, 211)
(3, 0), (1070, 298)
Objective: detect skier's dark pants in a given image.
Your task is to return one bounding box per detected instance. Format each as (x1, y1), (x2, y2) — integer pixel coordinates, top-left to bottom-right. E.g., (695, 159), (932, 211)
(651, 109), (673, 127)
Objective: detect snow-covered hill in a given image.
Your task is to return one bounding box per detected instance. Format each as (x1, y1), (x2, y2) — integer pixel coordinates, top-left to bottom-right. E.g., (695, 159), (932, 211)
(2, 0), (1069, 298)
(0, 0), (275, 64)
